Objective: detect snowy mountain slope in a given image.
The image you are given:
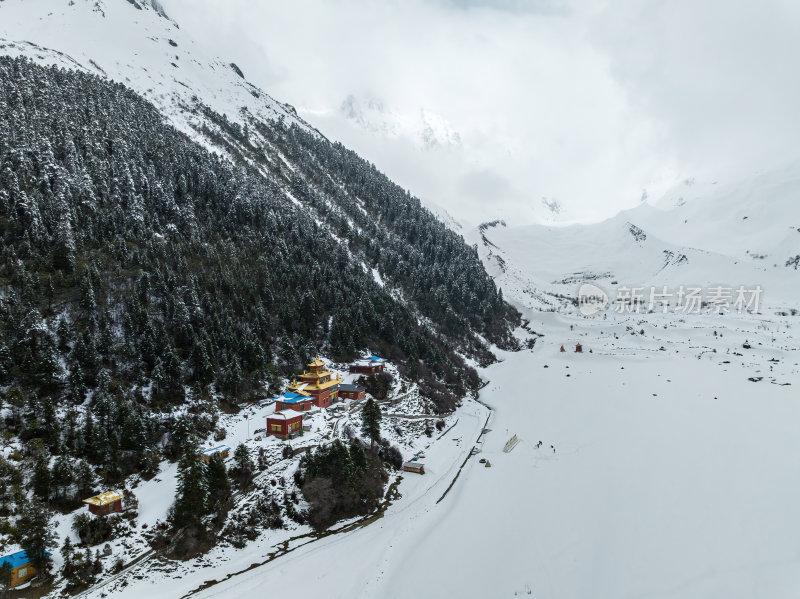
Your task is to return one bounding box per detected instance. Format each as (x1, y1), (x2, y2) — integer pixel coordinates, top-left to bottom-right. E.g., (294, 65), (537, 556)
(160, 169), (800, 598)
(0, 0), (480, 240)
(0, 0), (517, 352)
(340, 93), (463, 151)
(469, 165), (800, 312)
(0, 0), (315, 153)
(1, 3), (797, 598)
(0, 6), (519, 595)
(638, 163), (800, 263)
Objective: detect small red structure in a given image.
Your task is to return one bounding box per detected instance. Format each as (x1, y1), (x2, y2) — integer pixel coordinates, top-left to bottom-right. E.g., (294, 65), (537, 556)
(338, 384), (366, 400)
(575, 343), (583, 353)
(274, 392), (315, 412)
(83, 491), (124, 516)
(267, 411), (303, 439)
(348, 355), (388, 375)
(402, 461), (425, 474)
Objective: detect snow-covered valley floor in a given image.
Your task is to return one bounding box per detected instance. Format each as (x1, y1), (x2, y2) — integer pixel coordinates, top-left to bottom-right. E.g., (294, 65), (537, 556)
(142, 306), (799, 599)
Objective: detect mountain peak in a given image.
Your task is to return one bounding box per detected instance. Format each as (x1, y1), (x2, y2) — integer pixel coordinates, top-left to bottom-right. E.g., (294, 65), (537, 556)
(125, 0), (171, 20)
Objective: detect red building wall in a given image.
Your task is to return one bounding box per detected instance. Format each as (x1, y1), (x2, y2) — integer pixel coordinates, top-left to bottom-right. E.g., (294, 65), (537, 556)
(88, 499), (122, 516)
(277, 399), (313, 412)
(307, 388), (338, 408)
(314, 390), (329, 407)
(267, 415), (303, 437)
(349, 364), (384, 375)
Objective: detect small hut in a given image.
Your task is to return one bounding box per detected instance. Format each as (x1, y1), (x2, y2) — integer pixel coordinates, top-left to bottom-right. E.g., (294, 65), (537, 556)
(0, 550), (51, 587)
(402, 461), (425, 474)
(82, 491), (124, 516)
(575, 343), (583, 353)
(199, 445), (231, 463)
(266, 411), (303, 439)
(338, 384), (366, 400)
(349, 356), (388, 375)
(560, 345), (566, 352)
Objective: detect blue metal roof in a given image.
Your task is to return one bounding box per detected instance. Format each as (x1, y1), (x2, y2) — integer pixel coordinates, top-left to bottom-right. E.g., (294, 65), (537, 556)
(275, 393), (312, 404)
(0, 550), (51, 570)
(368, 356), (388, 363)
(201, 445), (231, 456)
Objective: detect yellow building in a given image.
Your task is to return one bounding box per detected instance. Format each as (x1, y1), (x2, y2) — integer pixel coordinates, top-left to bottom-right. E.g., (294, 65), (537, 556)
(0, 550), (50, 587)
(286, 357), (342, 408)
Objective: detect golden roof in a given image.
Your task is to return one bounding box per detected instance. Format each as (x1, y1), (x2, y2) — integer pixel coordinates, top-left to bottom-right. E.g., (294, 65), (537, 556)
(83, 491), (124, 506)
(288, 377), (341, 392)
(308, 358), (325, 368)
(299, 369), (333, 380)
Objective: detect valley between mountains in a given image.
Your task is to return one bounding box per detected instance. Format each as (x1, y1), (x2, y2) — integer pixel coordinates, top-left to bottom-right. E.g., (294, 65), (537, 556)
(0, 1), (798, 598)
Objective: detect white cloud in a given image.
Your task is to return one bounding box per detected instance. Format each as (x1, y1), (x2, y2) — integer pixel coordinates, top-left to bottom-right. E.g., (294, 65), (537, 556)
(163, 0), (800, 225)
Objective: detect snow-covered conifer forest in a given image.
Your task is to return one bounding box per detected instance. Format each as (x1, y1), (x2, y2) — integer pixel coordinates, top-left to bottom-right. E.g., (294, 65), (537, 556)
(0, 1), (798, 598)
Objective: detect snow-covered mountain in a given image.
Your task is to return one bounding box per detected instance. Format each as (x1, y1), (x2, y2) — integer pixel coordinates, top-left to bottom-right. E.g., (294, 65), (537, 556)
(340, 93), (463, 151)
(2, 3), (799, 599)
(470, 164), (800, 312)
(0, 0), (315, 154)
(0, 3), (519, 596)
(173, 168), (800, 599)
(124, 171), (800, 599)
(640, 164), (800, 263)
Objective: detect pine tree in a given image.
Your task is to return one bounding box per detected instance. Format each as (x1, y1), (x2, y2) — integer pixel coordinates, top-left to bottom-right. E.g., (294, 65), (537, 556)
(51, 455), (73, 500)
(360, 398), (382, 449)
(169, 416), (195, 458)
(5, 387), (24, 431)
(30, 451), (51, 503)
(79, 269), (96, 317)
(349, 438), (367, 474)
(0, 561), (12, 597)
(205, 453), (231, 515)
(60, 536), (74, 578)
(15, 497), (55, 575)
(151, 358), (165, 399)
(68, 363), (87, 404)
(173, 443), (208, 529)
(0, 344), (9, 381)
(231, 443), (254, 488)
(41, 398), (60, 450)
(222, 357), (243, 398)
(81, 412), (96, 461)
(73, 460), (95, 500)
(53, 208), (77, 274)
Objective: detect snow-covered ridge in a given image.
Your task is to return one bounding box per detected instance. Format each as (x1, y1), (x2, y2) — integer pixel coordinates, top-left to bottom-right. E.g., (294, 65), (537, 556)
(340, 93), (463, 151)
(469, 164), (800, 313)
(0, 0), (317, 154)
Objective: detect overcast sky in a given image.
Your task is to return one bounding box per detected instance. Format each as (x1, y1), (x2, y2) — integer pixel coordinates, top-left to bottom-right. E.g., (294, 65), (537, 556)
(165, 0), (800, 226)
